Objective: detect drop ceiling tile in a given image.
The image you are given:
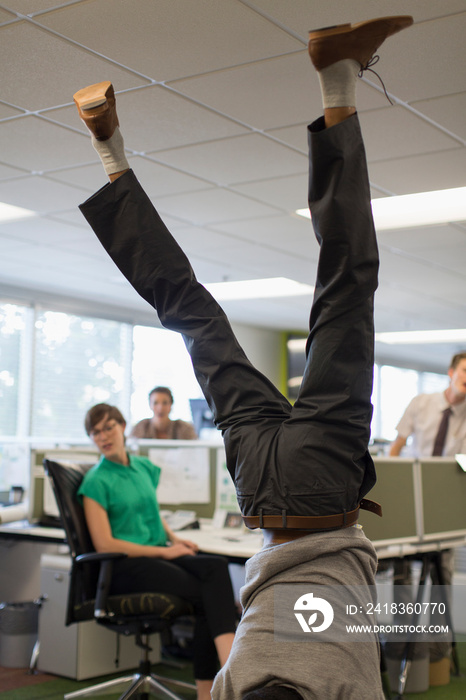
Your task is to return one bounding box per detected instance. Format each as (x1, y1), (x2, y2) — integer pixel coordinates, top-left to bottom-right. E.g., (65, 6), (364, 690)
(49, 210), (91, 228)
(0, 8), (15, 22)
(0, 116), (99, 171)
(0, 20), (148, 111)
(231, 173), (309, 212)
(172, 56), (391, 133)
(204, 242), (312, 276)
(411, 93), (466, 142)
(49, 156), (213, 199)
(39, 0), (303, 81)
(0, 163), (28, 179)
(46, 162), (111, 195)
(368, 148), (466, 194)
(0, 216), (87, 245)
(46, 85), (249, 152)
(377, 13), (466, 103)
(197, 242), (315, 286)
(377, 224), (466, 253)
(154, 187), (279, 226)
(379, 226), (466, 278)
(247, 0), (466, 30)
(169, 52), (314, 131)
(375, 284), (464, 332)
(265, 124), (308, 154)
(0, 234), (27, 253)
(212, 213), (314, 252)
(0, 103), (22, 119)
(170, 225), (243, 256)
(360, 106), (460, 163)
(3, 1), (72, 13)
(379, 248), (466, 300)
(126, 157), (214, 198)
(0, 175), (88, 213)
(58, 231), (111, 258)
(154, 133), (307, 186)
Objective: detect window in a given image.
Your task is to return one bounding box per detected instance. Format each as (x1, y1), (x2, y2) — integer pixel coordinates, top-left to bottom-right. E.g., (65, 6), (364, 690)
(378, 365), (419, 442)
(31, 310), (132, 439)
(0, 299), (450, 445)
(131, 325), (203, 426)
(0, 303), (29, 436)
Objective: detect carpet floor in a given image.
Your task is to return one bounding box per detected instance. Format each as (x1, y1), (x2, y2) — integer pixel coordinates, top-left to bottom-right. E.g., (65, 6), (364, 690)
(1, 641), (465, 699)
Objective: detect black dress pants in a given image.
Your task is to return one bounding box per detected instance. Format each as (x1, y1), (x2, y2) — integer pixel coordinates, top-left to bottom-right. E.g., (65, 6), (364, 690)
(111, 554), (237, 680)
(80, 113), (378, 520)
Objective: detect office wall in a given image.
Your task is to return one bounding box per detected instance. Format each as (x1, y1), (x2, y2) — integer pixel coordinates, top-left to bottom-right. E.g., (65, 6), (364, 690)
(231, 322), (282, 389)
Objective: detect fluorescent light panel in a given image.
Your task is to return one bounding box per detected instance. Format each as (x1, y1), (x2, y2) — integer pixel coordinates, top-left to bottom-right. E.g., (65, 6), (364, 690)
(288, 331), (466, 348)
(376, 329), (466, 345)
(0, 202), (36, 223)
(205, 277), (314, 301)
(296, 186), (466, 230)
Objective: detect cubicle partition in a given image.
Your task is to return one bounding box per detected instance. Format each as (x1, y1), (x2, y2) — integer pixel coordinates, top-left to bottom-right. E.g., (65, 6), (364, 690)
(358, 458), (418, 546)
(27, 441), (239, 526)
(359, 456), (466, 554)
(419, 457), (466, 542)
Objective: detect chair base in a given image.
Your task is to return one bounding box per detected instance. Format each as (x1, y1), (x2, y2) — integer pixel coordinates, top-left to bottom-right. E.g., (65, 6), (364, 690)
(64, 671), (196, 700)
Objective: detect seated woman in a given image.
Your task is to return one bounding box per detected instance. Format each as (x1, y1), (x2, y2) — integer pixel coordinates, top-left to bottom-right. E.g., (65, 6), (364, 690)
(79, 402), (236, 700)
(130, 385), (197, 439)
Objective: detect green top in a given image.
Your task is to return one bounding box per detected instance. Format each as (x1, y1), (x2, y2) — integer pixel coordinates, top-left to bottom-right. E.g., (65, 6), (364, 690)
(77, 454), (167, 547)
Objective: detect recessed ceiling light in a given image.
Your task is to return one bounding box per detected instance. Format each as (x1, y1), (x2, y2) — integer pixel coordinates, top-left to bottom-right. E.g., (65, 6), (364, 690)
(296, 186), (466, 230)
(0, 202), (37, 224)
(204, 277), (314, 301)
(375, 329), (466, 345)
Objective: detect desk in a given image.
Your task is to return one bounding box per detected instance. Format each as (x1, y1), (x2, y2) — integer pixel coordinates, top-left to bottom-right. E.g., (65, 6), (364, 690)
(180, 520), (466, 563)
(181, 522), (263, 563)
(0, 520), (66, 544)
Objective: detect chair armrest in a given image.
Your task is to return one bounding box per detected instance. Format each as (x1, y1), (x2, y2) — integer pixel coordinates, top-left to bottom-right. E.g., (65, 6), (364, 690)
(75, 551), (128, 619)
(75, 551), (127, 564)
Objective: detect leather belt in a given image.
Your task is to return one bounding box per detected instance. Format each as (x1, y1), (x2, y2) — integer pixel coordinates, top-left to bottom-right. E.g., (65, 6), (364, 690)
(242, 498), (382, 531)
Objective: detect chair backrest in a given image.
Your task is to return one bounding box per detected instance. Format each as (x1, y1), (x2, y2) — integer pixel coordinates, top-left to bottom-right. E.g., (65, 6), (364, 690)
(43, 459), (98, 624)
(43, 459), (95, 558)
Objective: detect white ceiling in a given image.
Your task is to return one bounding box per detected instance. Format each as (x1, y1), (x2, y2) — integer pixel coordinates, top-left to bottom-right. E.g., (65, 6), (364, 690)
(1, 0), (466, 373)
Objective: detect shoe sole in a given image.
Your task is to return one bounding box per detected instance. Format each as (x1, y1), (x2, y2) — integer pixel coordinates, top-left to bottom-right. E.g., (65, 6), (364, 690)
(308, 15), (413, 71)
(73, 81), (114, 113)
(309, 16), (413, 41)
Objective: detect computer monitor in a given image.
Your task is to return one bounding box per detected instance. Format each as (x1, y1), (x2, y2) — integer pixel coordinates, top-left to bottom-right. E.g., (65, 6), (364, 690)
(189, 398), (215, 437)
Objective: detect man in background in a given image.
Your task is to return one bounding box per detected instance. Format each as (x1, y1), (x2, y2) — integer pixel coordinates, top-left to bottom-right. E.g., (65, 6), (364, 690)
(390, 352), (466, 458)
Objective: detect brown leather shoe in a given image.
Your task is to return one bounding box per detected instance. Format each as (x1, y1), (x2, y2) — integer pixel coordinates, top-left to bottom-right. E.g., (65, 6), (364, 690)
(73, 81), (119, 141)
(308, 15), (413, 71)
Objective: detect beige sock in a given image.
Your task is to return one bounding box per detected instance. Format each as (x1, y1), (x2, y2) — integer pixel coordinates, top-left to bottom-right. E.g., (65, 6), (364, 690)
(317, 59), (360, 108)
(91, 127), (129, 176)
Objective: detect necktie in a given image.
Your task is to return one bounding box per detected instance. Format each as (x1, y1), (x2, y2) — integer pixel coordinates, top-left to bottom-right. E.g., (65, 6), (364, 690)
(432, 407), (452, 456)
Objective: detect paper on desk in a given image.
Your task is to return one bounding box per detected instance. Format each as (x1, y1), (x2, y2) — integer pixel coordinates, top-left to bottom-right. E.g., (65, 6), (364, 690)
(150, 447), (210, 504)
(0, 501), (28, 524)
(216, 447), (239, 512)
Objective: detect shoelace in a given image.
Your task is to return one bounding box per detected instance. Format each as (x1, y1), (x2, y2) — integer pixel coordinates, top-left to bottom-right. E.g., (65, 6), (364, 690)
(358, 55), (394, 105)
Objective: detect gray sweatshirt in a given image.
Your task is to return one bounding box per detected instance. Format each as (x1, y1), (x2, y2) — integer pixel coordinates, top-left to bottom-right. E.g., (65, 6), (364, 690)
(212, 527), (384, 700)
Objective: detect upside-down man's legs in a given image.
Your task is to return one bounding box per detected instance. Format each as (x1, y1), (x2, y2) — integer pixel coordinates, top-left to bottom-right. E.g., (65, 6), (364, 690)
(75, 15), (413, 526)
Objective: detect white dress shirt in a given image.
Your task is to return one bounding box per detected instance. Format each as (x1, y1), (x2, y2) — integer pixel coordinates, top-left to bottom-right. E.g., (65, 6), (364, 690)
(396, 391), (466, 457)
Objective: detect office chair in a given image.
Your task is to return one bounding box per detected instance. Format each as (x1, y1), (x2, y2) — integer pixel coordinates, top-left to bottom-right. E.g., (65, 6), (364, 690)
(43, 458), (196, 700)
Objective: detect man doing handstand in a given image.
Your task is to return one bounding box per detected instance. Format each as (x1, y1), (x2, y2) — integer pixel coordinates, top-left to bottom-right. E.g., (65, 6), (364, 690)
(73, 15), (413, 699)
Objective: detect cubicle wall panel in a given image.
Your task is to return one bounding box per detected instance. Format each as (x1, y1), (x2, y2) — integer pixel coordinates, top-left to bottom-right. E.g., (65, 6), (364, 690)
(420, 458), (466, 539)
(358, 458), (417, 544)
